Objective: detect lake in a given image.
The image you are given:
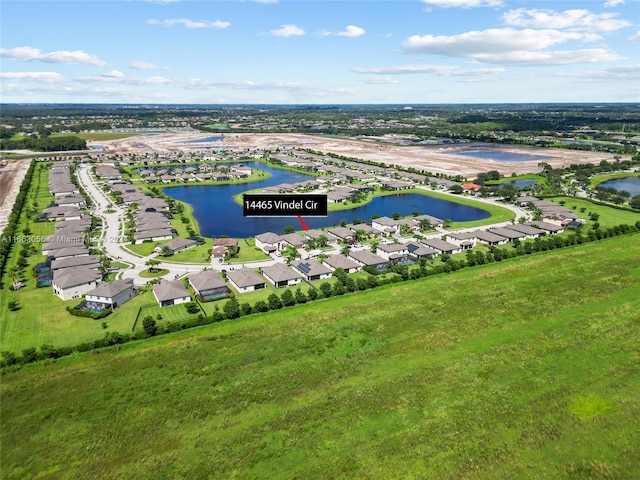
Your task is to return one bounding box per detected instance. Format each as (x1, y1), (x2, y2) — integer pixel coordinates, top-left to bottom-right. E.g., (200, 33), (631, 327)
(450, 149), (550, 162)
(163, 162), (490, 237)
(598, 176), (640, 197)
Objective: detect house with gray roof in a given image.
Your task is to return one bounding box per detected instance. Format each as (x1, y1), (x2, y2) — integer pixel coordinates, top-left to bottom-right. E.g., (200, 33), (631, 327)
(152, 280), (191, 307)
(526, 221), (564, 234)
(474, 230), (509, 246)
(52, 267), (102, 301)
(322, 254), (361, 273)
(260, 263), (302, 288)
(348, 250), (389, 271)
(188, 271), (230, 300)
(376, 243), (410, 261)
(504, 223), (546, 239)
(445, 231), (477, 249)
(406, 242), (438, 260)
(226, 267), (267, 293)
(134, 229), (174, 244)
(488, 227), (527, 242)
(85, 279), (136, 311)
(327, 226), (354, 242)
(290, 259), (332, 281)
(255, 232), (282, 253)
(160, 237), (199, 254)
(51, 254), (101, 271)
(421, 238), (462, 255)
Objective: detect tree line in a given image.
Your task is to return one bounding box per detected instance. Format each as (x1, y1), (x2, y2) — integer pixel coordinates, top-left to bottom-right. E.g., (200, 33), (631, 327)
(2, 220), (639, 369)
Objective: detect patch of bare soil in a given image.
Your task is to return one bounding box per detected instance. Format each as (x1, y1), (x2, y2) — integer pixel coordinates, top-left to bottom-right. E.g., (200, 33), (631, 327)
(99, 133), (622, 178)
(0, 158), (31, 232)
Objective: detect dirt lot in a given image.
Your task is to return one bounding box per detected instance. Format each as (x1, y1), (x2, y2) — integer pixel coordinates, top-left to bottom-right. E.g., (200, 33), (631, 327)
(0, 159), (31, 232)
(101, 133), (618, 178)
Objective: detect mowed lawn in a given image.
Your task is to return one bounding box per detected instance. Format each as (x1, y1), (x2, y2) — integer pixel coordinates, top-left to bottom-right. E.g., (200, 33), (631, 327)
(1, 235), (640, 479)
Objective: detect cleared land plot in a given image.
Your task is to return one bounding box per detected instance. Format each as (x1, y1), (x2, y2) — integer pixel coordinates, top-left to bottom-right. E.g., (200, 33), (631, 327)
(2, 235), (639, 479)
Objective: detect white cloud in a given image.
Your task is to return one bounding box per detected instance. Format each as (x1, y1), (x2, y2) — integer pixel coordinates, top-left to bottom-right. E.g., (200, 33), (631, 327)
(629, 31), (640, 42)
(604, 0), (624, 7)
(102, 70), (125, 79)
(336, 25), (366, 38)
(128, 61), (158, 70)
(474, 48), (624, 65)
(502, 8), (631, 32)
(402, 28), (587, 56)
(422, 0), (502, 8)
(148, 18), (231, 29)
(270, 24), (305, 37)
(144, 0), (182, 3)
(0, 46), (106, 66)
(0, 71), (65, 83)
(252, 0), (278, 3)
(354, 64), (504, 76)
(361, 77), (400, 85)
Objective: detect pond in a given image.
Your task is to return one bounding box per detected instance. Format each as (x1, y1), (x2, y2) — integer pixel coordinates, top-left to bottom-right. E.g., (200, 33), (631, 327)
(598, 176), (640, 197)
(163, 162), (490, 237)
(449, 149), (550, 162)
(499, 179), (537, 188)
(185, 135), (225, 143)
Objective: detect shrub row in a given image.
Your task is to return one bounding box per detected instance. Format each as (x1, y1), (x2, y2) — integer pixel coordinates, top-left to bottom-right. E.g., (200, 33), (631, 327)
(2, 223), (639, 369)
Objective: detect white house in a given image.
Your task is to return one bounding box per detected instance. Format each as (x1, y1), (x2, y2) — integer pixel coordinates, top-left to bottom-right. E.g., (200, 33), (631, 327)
(290, 259), (332, 281)
(260, 263), (302, 288)
(226, 268), (267, 293)
(52, 267), (102, 301)
(85, 279), (136, 311)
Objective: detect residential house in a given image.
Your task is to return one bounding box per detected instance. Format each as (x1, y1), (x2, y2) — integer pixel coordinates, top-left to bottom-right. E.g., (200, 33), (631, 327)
(255, 232), (282, 254)
(84, 279), (136, 311)
(421, 238), (462, 255)
(376, 243), (410, 262)
(290, 259), (332, 281)
(152, 280), (191, 307)
(52, 267), (102, 301)
(474, 230), (509, 246)
(226, 267), (267, 293)
(260, 263), (302, 288)
(445, 231), (477, 250)
(503, 224), (546, 239)
(327, 227), (354, 242)
(348, 250), (389, 271)
(322, 254), (361, 273)
(160, 237), (199, 254)
(488, 227), (527, 242)
(188, 271), (230, 301)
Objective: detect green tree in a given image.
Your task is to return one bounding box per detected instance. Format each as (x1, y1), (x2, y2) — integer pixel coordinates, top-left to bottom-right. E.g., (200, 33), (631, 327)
(281, 289), (296, 307)
(254, 300), (269, 312)
(268, 293), (283, 310)
(295, 288), (307, 304)
(224, 297), (240, 319)
(142, 316), (158, 336)
(319, 282), (333, 298)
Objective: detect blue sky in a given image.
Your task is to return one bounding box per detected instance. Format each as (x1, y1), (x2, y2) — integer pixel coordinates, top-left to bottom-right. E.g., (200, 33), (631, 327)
(1, 0), (639, 104)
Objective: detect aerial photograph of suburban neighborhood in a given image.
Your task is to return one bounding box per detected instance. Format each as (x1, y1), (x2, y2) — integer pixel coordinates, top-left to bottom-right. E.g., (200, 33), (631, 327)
(1, 0), (639, 478)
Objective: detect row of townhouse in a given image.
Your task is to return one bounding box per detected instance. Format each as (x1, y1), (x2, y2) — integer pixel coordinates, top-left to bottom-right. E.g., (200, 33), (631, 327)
(109, 182), (176, 244)
(36, 166), (138, 310)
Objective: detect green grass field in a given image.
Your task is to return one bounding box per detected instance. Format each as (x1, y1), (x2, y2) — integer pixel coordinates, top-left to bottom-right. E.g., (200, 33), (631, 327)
(549, 196), (640, 228)
(2, 235), (639, 479)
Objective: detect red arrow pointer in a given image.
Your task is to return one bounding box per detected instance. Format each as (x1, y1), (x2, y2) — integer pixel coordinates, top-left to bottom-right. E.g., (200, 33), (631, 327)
(297, 215), (309, 231)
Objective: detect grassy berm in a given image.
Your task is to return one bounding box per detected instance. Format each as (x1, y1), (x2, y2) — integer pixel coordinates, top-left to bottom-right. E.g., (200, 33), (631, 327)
(2, 235), (639, 480)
